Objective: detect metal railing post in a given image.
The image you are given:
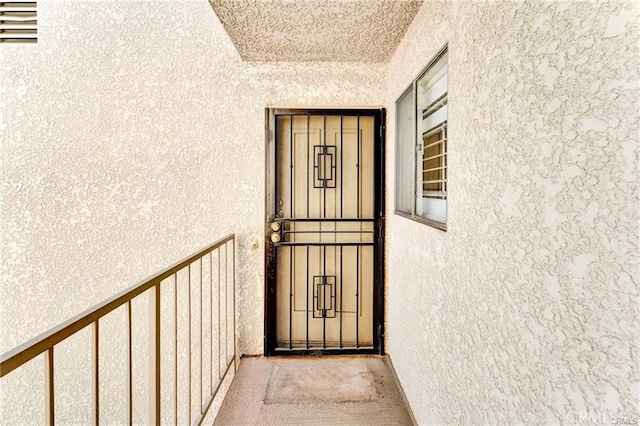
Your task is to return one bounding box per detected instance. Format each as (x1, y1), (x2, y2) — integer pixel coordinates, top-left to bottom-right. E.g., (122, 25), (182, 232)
(92, 320), (100, 426)
(148, 283), (161, 424)
(45, 347), (54, 426)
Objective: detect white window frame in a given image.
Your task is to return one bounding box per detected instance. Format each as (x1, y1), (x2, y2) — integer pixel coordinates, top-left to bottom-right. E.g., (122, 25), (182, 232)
(394, 46), (448, 231)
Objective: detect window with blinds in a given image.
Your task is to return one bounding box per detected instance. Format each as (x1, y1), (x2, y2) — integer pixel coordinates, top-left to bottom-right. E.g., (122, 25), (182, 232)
(417, 50), (448, 224)
(394, 47), (448, 229)
(0, 2), (37, 44)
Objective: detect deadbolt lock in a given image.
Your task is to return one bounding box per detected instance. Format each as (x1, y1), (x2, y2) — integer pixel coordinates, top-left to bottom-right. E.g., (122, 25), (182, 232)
(270, 232), (281, 243)
(270, 222), (281, 232)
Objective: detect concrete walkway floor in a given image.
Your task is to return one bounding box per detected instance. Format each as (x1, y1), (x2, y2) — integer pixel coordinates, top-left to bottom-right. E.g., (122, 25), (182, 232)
(214, 356), (415, 426)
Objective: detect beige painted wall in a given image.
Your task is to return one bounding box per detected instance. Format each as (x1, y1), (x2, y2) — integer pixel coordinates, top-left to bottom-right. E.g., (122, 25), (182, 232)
(0, 0), (384, 422)
(385, 1), (639, 424)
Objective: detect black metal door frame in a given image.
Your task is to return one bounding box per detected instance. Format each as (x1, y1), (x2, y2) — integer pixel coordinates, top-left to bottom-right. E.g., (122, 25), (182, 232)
(264, 108), (385, 356)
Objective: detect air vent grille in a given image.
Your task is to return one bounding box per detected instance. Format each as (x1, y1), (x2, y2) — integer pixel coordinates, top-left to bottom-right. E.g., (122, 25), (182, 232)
(0, 2), (37, 44)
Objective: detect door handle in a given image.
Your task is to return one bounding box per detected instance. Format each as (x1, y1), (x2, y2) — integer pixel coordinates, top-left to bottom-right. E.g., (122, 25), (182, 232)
(269, 222), (282, 244)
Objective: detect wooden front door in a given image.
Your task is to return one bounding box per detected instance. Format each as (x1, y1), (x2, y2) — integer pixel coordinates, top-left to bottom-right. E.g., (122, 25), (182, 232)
(265, 109), (385, 355)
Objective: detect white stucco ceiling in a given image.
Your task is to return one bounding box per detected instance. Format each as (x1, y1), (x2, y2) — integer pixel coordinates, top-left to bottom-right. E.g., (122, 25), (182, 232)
(209, 0), (423, 62)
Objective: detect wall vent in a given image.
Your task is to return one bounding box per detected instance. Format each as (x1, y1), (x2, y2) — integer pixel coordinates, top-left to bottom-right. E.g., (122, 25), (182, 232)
(0, 2), (37, 44)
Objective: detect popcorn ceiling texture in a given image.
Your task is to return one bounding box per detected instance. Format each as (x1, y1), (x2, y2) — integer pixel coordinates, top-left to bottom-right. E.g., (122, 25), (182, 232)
(210, 0), (423, 62)
(0, 0), (384, 423)
(385, 1), (639, 424)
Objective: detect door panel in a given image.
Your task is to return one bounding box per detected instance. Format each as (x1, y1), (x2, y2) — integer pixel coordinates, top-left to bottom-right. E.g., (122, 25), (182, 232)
(266, 109), (384, 354)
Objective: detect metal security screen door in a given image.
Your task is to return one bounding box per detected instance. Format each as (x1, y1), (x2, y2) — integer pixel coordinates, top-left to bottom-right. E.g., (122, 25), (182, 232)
(265, 109), (385, 355)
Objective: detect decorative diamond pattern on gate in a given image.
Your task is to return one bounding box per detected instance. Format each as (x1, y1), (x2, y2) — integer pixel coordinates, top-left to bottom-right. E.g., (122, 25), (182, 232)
(313, 145), (337, 188)
(313, 275), (336, 318)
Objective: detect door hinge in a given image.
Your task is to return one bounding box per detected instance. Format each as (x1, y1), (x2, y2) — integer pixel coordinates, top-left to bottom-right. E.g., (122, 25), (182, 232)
(376, 219), (384, 243)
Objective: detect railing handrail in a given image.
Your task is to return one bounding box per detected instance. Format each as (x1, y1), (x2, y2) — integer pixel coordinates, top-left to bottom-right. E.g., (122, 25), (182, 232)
(0, 233), (235, 378)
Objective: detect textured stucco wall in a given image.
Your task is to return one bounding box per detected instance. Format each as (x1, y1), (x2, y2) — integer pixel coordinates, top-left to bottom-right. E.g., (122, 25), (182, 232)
(0, 0), (384, 423)
(0, 0), (254, 351)
(385, 1), (639, 424)
(0, 1), (250, 422)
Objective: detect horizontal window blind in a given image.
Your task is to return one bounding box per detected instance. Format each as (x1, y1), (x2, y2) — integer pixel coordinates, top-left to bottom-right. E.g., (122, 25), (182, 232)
(0, 2), (37, 44)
